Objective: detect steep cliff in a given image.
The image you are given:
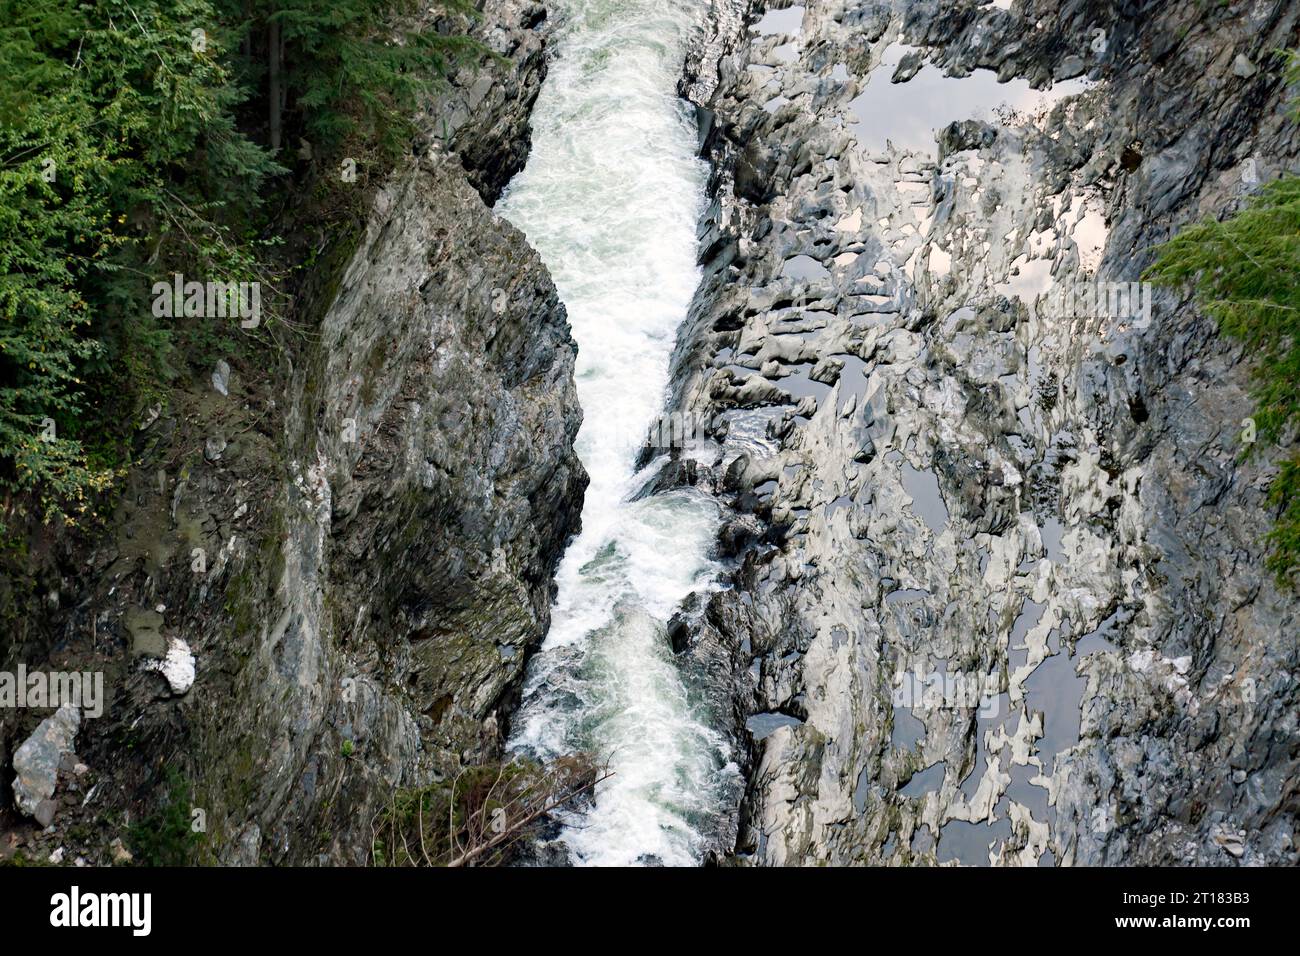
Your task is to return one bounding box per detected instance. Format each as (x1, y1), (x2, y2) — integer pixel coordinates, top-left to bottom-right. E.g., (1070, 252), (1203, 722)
(0, 0), (585, 866)
(668, 0), (1299, 865)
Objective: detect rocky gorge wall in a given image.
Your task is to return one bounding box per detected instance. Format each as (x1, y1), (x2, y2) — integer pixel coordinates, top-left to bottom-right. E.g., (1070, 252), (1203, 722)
(6, 0), (1296, 871)
(1, 0), (583, 866)
(664, 0), (1299, 865)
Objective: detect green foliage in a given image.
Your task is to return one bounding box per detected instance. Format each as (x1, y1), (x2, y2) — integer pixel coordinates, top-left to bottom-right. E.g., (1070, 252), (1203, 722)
(373, 755), (602, 867)
(1144, 52), (1300, 585)
(1145, 176), (1300, 445)
(0, 0), (278, 529)
(128, 767), (201, 866)
(247, 0), (485, 158)
(0, 0), (480, 533)
(0, 850), (49, 866)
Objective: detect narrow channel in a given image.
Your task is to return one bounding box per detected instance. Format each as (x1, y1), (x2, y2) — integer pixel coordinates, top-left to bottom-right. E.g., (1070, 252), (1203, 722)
(496, 0), (735, 866)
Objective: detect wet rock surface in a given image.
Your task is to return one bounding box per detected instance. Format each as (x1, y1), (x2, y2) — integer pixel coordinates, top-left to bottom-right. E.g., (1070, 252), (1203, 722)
(669, 0), (1300, 865)
(266, 124), (586, 863)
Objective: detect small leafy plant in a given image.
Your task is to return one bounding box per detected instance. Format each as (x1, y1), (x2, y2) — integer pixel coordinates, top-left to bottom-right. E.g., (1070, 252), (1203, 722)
(127, 767), (201, 866)
(1145, 51), (1300, 586)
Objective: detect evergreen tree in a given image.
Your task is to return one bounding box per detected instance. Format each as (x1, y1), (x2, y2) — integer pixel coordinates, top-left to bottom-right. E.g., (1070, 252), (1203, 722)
(0, 0), (480, 532)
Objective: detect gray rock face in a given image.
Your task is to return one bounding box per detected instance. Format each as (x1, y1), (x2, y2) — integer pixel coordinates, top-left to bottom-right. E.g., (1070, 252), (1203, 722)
(211, 360), (231, 397)
(666, 0), (1299, 865)
(12, 704), (79, 818)
(200, 0), (585, 864)
(2, 0), (583, 866)
(416, 0), (552, 204)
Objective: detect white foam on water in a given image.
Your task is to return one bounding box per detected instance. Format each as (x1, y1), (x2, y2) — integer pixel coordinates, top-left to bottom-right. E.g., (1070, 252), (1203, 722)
(497, 0), (733, 867)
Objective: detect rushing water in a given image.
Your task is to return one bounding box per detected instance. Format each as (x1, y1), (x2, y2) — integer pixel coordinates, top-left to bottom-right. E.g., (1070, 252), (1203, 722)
(496, 0), (735, 866)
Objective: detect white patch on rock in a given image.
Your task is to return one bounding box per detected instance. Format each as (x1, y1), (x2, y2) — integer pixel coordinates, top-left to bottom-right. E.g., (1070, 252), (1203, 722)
(834, 208), (862, 233)
(143, 638), (196, 695)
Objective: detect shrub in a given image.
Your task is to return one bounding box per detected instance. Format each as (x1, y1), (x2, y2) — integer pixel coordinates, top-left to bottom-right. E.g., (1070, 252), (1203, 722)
(0, 0), (482, 533)
(127, 767), (201, 866)
(372, 755), (609, 867)
(1145, 53), (1300, 586)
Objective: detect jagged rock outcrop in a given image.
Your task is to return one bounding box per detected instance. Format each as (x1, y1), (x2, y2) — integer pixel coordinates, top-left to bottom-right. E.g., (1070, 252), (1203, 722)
(666, 0), (1299, 865)
(11, 705), (79, 822)
(224, 153), (584, 864)
(1, 0), (584, 866)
